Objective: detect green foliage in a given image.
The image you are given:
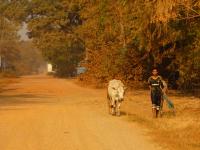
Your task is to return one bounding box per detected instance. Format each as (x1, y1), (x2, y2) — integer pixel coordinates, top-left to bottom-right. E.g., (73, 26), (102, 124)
(25, 0), (85, 77)
(16, 42), (46, 75)
(74, 0), (200, 90)
(0, 0), (45, 76)
(4, 0), (198, 90)
(0, 0), (27, 75)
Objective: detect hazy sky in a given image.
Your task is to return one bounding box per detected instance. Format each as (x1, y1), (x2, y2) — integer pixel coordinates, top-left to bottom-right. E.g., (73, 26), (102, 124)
(18, 23), (30, 41)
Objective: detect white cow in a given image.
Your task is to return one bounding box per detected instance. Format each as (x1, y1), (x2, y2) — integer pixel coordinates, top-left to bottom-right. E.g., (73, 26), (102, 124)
(107, 79), (126, 116)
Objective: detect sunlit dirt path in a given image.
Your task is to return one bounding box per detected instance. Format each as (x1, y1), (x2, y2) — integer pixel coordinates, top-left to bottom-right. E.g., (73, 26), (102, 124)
(0, 75), (164, 150)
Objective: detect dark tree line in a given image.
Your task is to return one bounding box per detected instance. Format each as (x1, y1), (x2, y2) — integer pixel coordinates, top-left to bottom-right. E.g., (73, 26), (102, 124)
(1, 0), (200, 91)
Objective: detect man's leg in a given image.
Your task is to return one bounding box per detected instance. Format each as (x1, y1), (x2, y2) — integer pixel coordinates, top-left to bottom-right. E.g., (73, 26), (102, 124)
(151, 92), (157, 118)
(159, 95), (164, 117)
(152, 104), (157, 118)
(155, 93), (162, 117)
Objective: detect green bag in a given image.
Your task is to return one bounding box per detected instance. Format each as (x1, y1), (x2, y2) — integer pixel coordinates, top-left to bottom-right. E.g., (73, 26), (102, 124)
(163, 94), (175, 109)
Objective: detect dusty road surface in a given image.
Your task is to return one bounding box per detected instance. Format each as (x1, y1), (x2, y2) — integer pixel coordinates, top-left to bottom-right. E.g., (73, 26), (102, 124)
(0, 75), (164, 150)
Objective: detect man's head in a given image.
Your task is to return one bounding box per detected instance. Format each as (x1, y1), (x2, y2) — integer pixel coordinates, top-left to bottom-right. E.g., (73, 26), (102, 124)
(152, 68), (158, 76)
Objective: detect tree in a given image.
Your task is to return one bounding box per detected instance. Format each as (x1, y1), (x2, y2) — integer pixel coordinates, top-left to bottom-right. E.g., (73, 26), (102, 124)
(75, 0), (200, 90)
(0, 0), (27, 74)
(16, 41), (46, 75)
(26, 0), (85, 77)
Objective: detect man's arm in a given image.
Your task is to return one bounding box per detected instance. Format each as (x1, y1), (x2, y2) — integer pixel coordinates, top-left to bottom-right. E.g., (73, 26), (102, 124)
(149, 86), (152, 92)
(148, 77), (152, 91)
(162, 80), (168, 94)
(158, 76), (167, 95)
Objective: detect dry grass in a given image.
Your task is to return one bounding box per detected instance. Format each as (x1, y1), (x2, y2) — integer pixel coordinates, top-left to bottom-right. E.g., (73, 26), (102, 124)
(123, 90), (200, 150)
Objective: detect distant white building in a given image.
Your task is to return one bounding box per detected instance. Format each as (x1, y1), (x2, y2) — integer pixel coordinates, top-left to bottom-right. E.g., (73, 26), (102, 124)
(47, 63), (54, 73)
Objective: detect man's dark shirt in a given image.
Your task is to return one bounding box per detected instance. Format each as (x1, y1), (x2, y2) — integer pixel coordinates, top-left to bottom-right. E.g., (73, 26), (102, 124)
(148, 76), (164, 92)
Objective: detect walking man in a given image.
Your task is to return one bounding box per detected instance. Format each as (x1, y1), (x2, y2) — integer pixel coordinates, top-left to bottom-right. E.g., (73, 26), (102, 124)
(148, 68), (164, 118)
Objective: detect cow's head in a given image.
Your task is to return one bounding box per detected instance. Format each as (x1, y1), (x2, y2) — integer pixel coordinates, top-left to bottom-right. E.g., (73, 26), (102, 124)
(118, 86), (125, 100)
(113, 86), (126, 101)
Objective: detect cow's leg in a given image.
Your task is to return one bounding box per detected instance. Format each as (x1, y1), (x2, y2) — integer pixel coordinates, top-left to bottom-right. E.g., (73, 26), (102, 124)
(111, 106), (115, 115)
(108, 101), (112, 114)
(116, 101), (121, 116)
(111, 99), (116, 115)
(107, 94), (115, 115)
(107, 96), (112, 114)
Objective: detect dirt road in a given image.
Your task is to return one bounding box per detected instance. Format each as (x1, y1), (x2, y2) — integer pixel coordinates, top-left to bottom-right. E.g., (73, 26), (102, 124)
(0, 75), (164, 150)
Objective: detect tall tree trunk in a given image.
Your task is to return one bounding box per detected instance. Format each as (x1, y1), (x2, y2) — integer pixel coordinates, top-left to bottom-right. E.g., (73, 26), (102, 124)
(117, 6), (127, 48)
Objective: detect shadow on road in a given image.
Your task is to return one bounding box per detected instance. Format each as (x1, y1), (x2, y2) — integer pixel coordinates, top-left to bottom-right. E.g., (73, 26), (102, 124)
(0, 88), (18, 93)
(0, 93), (54, 107)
